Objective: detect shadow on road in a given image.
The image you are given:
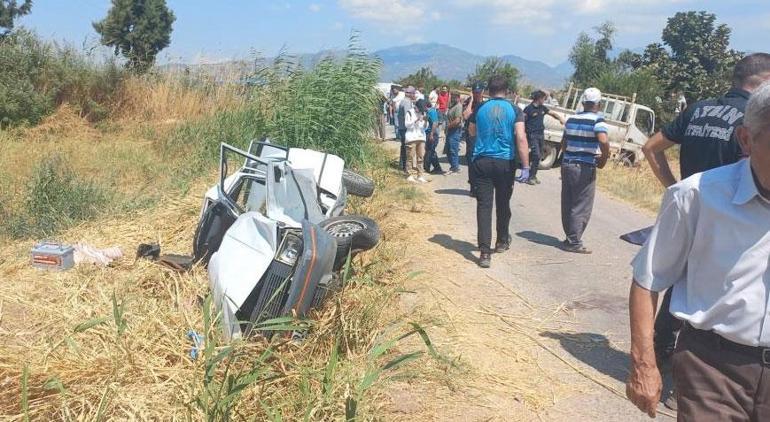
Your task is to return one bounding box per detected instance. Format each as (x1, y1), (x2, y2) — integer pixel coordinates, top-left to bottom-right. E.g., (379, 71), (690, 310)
(428, 234), (477, 264)
(434, 188), (470, 197)
(516, 230), (563, 247)
(539, 331), (674, 404)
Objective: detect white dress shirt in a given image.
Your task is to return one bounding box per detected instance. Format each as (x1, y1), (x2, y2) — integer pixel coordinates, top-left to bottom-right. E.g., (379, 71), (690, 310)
(632, 158), (770, 347)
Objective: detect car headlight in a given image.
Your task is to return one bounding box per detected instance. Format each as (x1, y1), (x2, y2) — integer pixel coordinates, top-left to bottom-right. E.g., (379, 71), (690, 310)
(276, 232), (303, 265)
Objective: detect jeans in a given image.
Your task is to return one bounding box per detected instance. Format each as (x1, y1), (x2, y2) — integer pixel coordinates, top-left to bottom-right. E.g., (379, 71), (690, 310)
(423, 131), (443, 173)
(561, 161), (596, 247)
(447, 129), (462, 171)
(472, 157), (514, 254)
(528, 134), (544, 179)
(397, 128), (407, 172)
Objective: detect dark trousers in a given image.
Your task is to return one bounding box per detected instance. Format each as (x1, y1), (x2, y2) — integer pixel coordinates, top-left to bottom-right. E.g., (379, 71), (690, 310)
(528, 134), (544, 179)
(673, 325), (770, 421)
(423, 131), (442, 173)
(397, 128), (407, 172)
(466, 135), (477, 190)
(560, 161), (596, 247)
(472, 157), (514, 254)
(654, 288), (683, 355)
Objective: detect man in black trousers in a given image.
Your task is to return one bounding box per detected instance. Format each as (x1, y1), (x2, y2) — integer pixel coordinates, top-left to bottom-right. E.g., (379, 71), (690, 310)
(467, 76), (529, 268)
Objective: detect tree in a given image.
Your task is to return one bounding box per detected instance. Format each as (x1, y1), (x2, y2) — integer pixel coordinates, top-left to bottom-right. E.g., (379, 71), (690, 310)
(397, 66), (441, 90)
(93, 0), (175, 72)
(467, 57), (519, 93)
(0, 0), (32, 36)
(569, 21), (615, 86)
(640, 11), (743, 102)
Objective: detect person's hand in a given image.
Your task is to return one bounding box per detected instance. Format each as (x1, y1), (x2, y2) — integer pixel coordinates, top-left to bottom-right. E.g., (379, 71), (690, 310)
(597, 155), (609, 169)
(626, 362), (662, 418)
(515, 167), (530, 183)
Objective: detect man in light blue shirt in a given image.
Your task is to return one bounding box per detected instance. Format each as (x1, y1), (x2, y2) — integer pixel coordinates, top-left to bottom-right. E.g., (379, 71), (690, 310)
(467, 75), (529, 268)
(627, 81), (770, 420)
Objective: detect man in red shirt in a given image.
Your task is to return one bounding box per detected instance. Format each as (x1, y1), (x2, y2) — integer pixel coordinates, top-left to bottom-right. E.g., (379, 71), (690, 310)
(437, 85), (450, 136)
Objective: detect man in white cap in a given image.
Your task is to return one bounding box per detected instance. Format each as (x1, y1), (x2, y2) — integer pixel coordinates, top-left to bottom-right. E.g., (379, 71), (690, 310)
(558, 87), (610, 254)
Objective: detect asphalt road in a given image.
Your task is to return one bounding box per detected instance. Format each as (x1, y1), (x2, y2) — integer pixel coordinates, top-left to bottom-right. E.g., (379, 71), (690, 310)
(407, 138), (673, 420)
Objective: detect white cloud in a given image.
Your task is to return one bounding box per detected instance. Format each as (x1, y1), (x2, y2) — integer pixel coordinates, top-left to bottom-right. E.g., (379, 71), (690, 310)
(309, 3), (321, 12)
(332, 21), (345, 30)
(338, 0), (426, 23)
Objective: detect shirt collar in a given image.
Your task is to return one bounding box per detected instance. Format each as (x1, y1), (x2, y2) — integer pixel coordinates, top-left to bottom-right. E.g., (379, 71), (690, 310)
(733, 159), (764, 205)
(726, 88), (751, 100)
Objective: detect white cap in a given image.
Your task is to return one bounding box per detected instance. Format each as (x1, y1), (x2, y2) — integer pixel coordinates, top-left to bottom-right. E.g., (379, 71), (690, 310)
(582, 87), (602, 103)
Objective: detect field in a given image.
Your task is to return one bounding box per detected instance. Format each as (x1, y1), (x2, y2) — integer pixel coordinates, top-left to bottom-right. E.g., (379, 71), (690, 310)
(0, 35), (454, 420)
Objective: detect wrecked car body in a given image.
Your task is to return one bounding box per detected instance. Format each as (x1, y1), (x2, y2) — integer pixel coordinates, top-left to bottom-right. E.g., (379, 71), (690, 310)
(193, 141), (378, 340)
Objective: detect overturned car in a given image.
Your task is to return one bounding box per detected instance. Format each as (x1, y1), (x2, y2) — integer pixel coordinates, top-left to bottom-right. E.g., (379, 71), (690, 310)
(192, 140), (379, 340)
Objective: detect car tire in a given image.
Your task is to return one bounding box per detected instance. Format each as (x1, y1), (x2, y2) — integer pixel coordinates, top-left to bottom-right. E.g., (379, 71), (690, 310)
(320, 216), (380, 270)
(539, 143), (558, 170)
(342, 169), (375, 197)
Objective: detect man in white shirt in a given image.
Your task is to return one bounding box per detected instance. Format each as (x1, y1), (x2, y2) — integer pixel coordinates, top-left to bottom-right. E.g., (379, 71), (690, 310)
(626, 81), (770, 420)
(428, 86), (439, 108)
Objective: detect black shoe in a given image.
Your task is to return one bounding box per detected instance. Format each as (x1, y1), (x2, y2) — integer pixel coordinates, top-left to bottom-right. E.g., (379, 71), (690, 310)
(561, 243), (592, 254)
(494, 242), (510, 253)
(534, 177), (541, 185)
(479, 253), (491, 268)
(526, 178), (536, 185)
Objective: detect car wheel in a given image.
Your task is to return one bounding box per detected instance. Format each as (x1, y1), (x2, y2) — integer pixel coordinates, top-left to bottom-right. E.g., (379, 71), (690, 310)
(342, 169), (375, 197)
(321, 216), (380, 270)
(539, 144), (558, 170)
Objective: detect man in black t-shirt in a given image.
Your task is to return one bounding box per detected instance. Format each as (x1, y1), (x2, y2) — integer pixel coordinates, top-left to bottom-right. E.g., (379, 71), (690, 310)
(640, 53), (770, 387)
(464, 82), (485, 196)
(523, 90), (565, 184)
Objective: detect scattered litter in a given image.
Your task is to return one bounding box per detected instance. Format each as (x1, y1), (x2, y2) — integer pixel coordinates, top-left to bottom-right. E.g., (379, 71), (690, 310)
(73, 243), (123, 266)
(187, 330), (204, 360)
(30, 241), (75, 271)
(136, 243), (161, 260)
(136, 242), (193, 273)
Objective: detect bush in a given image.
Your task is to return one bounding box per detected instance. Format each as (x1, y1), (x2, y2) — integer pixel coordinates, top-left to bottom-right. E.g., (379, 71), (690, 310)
(0, 29), (124, 127)
(6, 155), (108, 238)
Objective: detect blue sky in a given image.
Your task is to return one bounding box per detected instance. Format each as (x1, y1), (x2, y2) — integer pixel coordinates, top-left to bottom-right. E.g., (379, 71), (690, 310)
(18, 0), (770, 66)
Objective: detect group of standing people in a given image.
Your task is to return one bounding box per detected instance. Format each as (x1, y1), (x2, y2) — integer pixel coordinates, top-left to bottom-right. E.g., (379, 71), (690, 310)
(388, 52), (770, 420)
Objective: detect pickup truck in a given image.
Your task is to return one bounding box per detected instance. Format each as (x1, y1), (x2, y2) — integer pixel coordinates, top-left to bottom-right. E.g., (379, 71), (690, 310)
(516, 84), (656, 169)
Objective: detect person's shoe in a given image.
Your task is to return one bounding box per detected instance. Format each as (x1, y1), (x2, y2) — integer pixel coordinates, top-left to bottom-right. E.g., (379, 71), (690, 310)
(478, 253), (491, 268)
(534, 177), (541, 185)
(448, 168), (461, 175)
(526, 178), (537, 185)
(664, 390), (678, 411)
(406, 175), (417, 183)
(429, 169), (445, 175)
(494, 241), (510, 253)
(417, 176), (429, 183)
(561, 243), (592, 254)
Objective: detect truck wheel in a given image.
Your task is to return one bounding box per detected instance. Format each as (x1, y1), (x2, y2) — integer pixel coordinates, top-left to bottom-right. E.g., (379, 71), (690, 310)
(342, 170), (375, 198)
(320, 216), (380, 270)
(539, 144), (558, 170)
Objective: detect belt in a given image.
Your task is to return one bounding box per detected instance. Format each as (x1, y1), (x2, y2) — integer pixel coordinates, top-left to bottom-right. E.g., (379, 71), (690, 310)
(562, 159), (596, 166)
(684, 324), (770, 365)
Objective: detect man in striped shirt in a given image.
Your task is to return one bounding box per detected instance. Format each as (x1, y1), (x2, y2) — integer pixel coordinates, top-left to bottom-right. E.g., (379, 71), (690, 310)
(559, 87), (610, 254)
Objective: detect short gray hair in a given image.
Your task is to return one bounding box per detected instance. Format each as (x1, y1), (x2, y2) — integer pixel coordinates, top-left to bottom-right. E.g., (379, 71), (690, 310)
(744, 81), (770, 136)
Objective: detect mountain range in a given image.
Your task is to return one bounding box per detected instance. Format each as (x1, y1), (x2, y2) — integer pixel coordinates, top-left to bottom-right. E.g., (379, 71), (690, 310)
(374, 43), (573, 88)
(162, 43), (574, 89)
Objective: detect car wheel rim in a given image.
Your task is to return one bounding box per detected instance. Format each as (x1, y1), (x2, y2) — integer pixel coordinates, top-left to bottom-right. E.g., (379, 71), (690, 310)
(327, 221), (365, 238)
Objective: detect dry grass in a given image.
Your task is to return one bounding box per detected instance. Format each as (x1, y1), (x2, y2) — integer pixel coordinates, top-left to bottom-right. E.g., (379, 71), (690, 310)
(111, 75), (246, 124)
(597, 152), (681, 213)
(0, 151), (446, 420)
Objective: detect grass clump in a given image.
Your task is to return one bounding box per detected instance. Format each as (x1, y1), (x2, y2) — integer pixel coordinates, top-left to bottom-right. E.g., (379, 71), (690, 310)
(0, 29), (124, 127)
(5, 155), (108, 238)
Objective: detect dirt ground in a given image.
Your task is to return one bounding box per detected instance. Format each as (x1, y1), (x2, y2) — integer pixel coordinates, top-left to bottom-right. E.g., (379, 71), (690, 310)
(379, 138), (676, 421)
